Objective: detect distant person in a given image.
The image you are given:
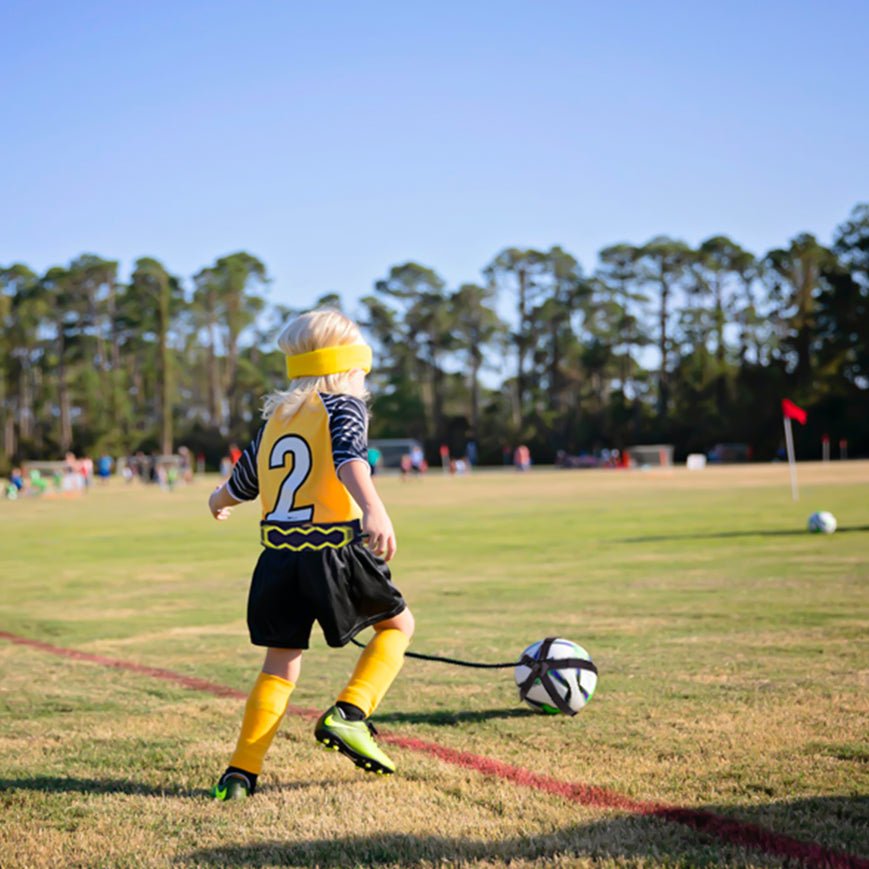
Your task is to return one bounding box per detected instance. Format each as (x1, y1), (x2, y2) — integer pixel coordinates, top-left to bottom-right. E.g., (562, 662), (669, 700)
(399, 453), (412, 480)
(61, 466), (79, 492)
(59, 453), (82, 492)
(178, 446), (193, 483)
(6, 467), (24, 499)
(410, 444), (425, 476)
(10, 467), (24, 492)
(207, 309), (413, 800)
(514, 444), (531, 472)
(80, 456), (93, 490)
(367, 445), (382, 476)
(97, 455), (113, 482)
(466, 439), (478, 468)
(229, 443), (242, 466)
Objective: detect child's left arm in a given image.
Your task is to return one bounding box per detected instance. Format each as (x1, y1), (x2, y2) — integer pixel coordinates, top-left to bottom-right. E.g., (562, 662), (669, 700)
(209, 482), (242, 520)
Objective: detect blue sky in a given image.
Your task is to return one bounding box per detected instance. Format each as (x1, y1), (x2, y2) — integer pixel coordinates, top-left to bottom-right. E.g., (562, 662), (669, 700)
(3, 1), (868, 314)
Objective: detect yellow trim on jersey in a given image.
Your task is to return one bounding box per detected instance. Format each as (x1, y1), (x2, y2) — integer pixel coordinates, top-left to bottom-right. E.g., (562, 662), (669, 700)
(285, 344), (372, 379)
(261, 523), (357, 551)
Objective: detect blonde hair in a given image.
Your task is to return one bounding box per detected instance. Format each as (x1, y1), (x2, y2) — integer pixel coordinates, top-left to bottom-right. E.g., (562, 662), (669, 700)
(262, 309), (369, 420)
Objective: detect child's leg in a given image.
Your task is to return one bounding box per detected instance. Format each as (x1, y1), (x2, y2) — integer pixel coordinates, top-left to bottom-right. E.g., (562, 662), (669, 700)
(314, 610), (413, 775)
(336, 608), (414, 719)
(228, 648), (302, 775)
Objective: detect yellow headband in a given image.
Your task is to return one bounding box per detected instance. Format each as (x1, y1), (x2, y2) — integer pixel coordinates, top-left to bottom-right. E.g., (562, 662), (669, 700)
(285, 344), (372, 379)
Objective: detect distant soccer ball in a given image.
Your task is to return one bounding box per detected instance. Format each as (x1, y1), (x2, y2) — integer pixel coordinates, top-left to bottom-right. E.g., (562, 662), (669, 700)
(515, 638), (597, 716)
(807, 511), (837, 534)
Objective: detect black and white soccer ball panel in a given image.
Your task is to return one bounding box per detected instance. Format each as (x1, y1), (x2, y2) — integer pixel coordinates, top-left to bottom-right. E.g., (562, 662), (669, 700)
(514, 638), (597, 715)
(807, 511), (837, 534)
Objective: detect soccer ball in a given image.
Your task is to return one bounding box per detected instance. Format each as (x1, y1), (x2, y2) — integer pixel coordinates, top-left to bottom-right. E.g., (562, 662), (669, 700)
(807, 511), (837, 534)
(514, 637), (598, 716)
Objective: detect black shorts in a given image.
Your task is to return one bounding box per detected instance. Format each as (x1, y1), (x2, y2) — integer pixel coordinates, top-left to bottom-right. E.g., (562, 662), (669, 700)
(246, 540), (406, 649)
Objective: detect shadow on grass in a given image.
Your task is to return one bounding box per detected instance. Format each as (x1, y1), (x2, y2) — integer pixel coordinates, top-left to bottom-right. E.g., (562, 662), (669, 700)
(620, 525), (869, 543)
(373, 707), (534, 726)
(0, 775), (338, 800)
(179, 795), (869, 867)
(0, 775), (203, 798)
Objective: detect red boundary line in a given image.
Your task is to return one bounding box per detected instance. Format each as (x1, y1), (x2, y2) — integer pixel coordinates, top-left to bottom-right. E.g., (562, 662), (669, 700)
(2, 630), (865, 869)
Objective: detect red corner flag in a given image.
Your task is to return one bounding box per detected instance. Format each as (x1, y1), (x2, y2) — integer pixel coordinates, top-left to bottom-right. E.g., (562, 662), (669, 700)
(782, 399), (807, 425)
(781, 399), (806, 501)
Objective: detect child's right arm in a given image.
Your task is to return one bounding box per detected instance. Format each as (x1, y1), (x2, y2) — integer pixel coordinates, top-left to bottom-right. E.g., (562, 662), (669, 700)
(339, 460), (397, 561)
(209, 428), (263, 520)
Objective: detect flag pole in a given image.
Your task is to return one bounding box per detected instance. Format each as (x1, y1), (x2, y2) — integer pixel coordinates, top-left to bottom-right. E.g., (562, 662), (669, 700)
(783, 414), (798, 501)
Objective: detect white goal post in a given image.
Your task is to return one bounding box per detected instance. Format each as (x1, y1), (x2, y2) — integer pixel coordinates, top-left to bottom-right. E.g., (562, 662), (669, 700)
(626, 444), (674, 467)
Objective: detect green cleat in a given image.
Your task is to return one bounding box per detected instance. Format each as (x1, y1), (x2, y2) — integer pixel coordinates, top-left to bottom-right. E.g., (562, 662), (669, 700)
(211, 770), (254, 800)
(314, 705), (395, 775)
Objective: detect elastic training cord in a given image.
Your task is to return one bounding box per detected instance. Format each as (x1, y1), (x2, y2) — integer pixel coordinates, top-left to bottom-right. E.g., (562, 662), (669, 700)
(349, 636), (517, 669)
(350, 634), (599, 717)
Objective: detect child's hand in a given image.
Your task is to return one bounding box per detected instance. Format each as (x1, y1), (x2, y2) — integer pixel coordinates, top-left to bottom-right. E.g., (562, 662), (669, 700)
(338, 460), (396, 560)
(363, 505), (397, 561)
(209, 486), (233, 521)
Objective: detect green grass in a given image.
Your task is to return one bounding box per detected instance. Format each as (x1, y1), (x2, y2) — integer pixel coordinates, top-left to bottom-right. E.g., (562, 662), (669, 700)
(1, 463), (868, 867)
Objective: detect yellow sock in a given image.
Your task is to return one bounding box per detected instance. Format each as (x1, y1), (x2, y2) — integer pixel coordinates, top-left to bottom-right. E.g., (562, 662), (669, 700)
(337, 628), (410, 718)
(229, 672), (295, 774)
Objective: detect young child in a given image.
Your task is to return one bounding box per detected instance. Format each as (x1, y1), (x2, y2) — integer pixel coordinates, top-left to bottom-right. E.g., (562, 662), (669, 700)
(208, 310), (414, 800)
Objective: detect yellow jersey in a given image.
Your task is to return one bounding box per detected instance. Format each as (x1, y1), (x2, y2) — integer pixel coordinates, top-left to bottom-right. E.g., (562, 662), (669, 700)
(227, 392), (368, 526)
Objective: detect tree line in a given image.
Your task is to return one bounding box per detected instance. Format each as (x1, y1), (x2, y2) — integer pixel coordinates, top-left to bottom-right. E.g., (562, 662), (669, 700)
(1, 203), (867, 471)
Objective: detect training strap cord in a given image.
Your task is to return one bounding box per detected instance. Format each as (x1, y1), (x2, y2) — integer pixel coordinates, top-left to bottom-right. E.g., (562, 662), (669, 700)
(349, 636), (599, 677)
(349, 637), (516, 668)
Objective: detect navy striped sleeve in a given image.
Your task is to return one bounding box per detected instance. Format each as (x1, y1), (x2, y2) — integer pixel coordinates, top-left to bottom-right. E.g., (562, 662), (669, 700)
(226, 426), (263, 501)
(320, 393), (369, 473)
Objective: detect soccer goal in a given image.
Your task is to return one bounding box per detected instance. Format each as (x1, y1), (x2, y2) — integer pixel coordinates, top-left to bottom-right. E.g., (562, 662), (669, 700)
(19, 460), (83, 495)
(368, 438), (423, 469)
(626, 444), (674, 467)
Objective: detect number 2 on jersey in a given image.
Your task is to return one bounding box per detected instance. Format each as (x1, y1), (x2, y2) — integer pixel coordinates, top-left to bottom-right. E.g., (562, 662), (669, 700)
(264, 435), (314, 523)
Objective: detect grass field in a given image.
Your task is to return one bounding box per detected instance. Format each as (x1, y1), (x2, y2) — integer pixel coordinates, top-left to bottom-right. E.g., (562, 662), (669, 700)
(1, 463), (868, 868)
